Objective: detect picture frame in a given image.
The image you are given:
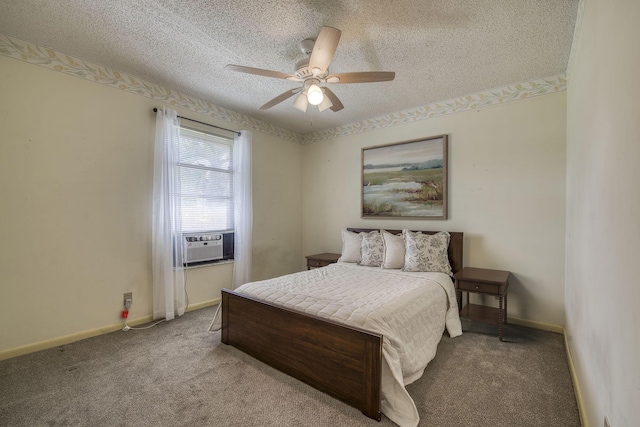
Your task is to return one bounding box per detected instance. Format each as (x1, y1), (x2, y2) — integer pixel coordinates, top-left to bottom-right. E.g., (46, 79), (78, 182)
(361, 135), (448, 219)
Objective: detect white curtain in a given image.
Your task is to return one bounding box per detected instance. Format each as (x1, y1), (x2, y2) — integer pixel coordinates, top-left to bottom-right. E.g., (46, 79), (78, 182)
(152, 107), (185, 320)
(233, 130), (252, 289)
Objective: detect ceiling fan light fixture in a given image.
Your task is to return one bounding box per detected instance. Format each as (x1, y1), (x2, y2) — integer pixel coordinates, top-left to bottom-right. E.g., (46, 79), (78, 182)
(307, 83), (324, 105)
(293, 91), (308, 112)
(225, 26), (395, 114)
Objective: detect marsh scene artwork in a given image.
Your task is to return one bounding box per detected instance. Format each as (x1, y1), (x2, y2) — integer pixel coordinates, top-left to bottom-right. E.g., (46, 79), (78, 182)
(362, 135), (448, 219)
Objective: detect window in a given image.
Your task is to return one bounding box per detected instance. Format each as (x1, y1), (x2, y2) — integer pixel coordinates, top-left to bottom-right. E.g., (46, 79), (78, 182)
(178, 127), (233, 233)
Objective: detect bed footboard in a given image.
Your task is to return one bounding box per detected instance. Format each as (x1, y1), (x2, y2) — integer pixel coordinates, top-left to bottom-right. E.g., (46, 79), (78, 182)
(221, 288), (382, 421)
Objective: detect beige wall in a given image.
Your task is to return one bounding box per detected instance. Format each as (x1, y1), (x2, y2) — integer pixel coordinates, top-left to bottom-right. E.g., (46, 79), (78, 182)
(566, 1), (640, 425)
(302, 92), (567, 326)
(0, 55), (302, 356)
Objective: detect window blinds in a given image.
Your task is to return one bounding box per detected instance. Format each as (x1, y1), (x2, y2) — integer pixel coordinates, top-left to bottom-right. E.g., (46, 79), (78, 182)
(178, 127), (234, 233)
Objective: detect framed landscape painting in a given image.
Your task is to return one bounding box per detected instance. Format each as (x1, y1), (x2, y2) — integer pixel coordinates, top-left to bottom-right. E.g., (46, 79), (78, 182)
(362, 135), (448, 219)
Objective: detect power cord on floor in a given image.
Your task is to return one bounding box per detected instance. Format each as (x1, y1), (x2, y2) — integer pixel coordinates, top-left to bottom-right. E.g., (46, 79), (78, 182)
(122, 319), (166, 331)
(121, 262), (189, 332)
(184, 263), (190, 311)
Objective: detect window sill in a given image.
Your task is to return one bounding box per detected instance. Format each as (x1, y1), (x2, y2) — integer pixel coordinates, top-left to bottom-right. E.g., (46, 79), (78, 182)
(184, 259), (234, 270)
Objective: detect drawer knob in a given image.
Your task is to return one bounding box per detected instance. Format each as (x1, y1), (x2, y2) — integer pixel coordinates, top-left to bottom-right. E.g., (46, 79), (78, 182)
(475, 285), (479, 290)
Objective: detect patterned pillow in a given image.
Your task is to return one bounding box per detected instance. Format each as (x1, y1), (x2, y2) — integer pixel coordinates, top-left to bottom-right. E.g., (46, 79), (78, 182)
(402, 230), (452, 275)
(381, 230), (405, 269)
(338, 229), (362, 263)
(359, 230), (384, 267)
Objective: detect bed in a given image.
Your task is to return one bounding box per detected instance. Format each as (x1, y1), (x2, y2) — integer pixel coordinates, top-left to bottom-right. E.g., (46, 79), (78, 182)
(217, 228), (463, 427)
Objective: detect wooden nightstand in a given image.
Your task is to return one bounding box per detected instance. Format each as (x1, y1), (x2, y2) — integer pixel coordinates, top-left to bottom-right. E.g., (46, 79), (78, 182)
(305, 253), (341, 270)
(454, 267), (510, 341)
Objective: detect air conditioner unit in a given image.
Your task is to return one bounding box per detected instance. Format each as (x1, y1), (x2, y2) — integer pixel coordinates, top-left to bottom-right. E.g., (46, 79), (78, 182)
(183, 233), (223, 263)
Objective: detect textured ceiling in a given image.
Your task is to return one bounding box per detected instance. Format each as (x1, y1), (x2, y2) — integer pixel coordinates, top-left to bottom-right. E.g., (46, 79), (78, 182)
(1, 0), (578, 135)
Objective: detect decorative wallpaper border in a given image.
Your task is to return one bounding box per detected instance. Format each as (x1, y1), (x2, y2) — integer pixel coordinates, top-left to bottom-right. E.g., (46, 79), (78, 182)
(302, 74), (567, 143)
(0, 33), (301, 143)
(0, 33), (566, 145)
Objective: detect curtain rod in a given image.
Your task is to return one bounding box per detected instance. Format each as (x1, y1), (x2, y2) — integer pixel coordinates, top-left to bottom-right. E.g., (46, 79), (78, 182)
(152, 108), (240, 136)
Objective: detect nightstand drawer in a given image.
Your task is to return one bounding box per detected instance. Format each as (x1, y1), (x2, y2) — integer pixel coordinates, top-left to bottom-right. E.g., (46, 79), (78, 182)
(308, 259), (333, 268)
(457, 280), (501, 295)
(305, 253), (341, 270)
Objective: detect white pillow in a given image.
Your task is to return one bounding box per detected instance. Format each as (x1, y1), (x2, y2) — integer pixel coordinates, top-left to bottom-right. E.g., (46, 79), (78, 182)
(338, 229), (362, 263)
(402, 230), (452, 275)
(381, 230), (405, 269)
(359, 230), (384, 267)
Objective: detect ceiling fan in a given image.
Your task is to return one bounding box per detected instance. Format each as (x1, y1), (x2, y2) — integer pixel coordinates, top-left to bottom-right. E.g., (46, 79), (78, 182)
(225, 26), (395, 113)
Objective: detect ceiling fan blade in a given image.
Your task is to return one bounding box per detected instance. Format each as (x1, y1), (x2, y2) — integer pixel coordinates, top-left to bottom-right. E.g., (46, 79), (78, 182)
(325, 71), (395, 84)
(308, 26), (341, 73)
(258, 88), (301, 110)
(225, 64), (300, 81)
(322, 87), (344, 112)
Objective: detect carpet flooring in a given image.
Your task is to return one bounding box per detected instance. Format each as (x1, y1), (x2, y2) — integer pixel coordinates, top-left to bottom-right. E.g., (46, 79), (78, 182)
(0, 306), (581, 426)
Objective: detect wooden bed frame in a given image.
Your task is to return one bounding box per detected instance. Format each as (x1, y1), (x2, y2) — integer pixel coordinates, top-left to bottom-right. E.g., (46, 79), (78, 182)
(221, 229), (463, 421)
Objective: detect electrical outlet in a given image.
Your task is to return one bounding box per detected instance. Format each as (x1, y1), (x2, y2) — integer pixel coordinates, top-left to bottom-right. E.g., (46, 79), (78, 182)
(123, 292), (132, 307)
(604, 415), (611, 427)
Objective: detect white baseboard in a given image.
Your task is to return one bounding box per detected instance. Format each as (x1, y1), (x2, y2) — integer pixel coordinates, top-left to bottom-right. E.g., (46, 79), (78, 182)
(563, 329), (588, 427)
(506, 315), (565, 334)
(0, 298), (221, 362)
(186, 298), (220, 312)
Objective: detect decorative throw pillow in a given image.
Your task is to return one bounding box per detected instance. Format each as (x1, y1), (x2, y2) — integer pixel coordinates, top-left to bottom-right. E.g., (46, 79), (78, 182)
(338, 229), (362, 263)
(402, 230), (452, 275)
(381, 230), (405, 269)
(359, 230), (384, 267)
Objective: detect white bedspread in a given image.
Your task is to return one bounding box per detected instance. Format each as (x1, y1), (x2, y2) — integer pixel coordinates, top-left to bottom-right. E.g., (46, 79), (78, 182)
(213, 263), (462, 427)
